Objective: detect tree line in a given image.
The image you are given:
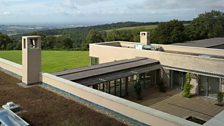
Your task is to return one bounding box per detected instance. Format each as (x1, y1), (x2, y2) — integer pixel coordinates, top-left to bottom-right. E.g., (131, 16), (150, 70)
(0, 10), (223, 50)
(84, 10), (224, 49)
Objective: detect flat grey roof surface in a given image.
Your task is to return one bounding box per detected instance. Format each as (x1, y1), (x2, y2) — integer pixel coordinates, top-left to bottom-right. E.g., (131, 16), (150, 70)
(54, 57), (160, 86)
(173, 38), (224, 48)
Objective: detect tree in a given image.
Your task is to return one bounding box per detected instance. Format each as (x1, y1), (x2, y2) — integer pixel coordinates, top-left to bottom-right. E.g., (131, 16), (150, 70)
(42, 36), (57, 50)
(106, 30), (134, 42)
(62, 38), (73, 50)
(0, 33), (13, 50)
(186, 10), (224, 40)
(151, 20), (186, 44)
(158, 79), (166, 92)
(183, 73), (193, 98)
(217, 92), (224, 105)
(82, 30), (104, 50)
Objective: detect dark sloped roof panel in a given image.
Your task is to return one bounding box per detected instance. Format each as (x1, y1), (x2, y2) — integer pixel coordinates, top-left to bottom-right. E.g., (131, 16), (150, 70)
(54, 57), (160, 85)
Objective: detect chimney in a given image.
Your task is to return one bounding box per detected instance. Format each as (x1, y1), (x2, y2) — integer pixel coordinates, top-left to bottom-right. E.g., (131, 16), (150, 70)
(22, 36), (41, 85)
(140, 32), (150, 45)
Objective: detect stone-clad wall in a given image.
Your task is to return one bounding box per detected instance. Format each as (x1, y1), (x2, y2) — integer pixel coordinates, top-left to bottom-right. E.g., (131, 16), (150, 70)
(0, 58), (22, 76)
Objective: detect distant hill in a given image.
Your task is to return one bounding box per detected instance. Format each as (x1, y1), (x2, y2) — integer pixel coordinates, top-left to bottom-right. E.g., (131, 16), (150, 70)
(39, 21), (160, 35)
(105, 24), (158, 32)
(10, 22), (161, 49)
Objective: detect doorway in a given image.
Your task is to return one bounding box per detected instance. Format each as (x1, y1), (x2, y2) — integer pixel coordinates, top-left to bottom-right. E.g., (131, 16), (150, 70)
(171, 71), (186, 90)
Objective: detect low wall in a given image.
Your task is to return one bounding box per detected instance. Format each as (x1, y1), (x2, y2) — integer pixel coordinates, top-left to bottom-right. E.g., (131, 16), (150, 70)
(0, 58), (22, 76)
(42, 73), (199, 126)
(153, 44), (224, 57)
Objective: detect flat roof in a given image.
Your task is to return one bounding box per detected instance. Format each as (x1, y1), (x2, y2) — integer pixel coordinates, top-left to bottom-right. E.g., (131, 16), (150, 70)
(173, 38), (224, 48)
(54, 57), (160, 86)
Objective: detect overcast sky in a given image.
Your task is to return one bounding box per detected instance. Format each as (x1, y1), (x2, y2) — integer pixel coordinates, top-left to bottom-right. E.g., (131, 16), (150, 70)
(0, 0), (224, 25)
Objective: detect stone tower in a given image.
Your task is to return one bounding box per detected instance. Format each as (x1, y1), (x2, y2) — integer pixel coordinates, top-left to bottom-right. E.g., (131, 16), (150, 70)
(22, 36), (41, 85)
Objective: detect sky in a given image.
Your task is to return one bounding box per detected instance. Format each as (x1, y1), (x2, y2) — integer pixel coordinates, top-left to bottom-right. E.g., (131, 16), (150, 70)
(0, 0), (224, 25)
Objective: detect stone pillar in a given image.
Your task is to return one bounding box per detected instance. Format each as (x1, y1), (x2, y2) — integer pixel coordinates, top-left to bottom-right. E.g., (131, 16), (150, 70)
(140, 32), (150, 45)
(22, 36), (41, 85)
(161, 69), (170, 88)
(190, 74), (199, 95)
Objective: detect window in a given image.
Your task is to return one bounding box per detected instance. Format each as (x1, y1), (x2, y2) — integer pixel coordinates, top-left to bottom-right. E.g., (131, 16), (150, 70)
(141, 33), (146, 36)
(23, 39), (26, 49)
(30, 38), (38, 49)
(90, 57), (99, 65)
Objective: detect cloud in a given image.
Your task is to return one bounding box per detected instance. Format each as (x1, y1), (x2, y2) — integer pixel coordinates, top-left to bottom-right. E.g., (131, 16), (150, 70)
(61, 0), (78, 10)
(129, 0), (224, 11)
(67, 0), (111, 6)
(2, 11), (11, 15)
(0, 0), (224, 24)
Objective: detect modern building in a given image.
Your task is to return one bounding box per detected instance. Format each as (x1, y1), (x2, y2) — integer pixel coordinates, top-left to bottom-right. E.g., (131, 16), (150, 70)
(89, 32), (224, 98)
(173, 38), (224, 49)
(1, 34), (224, 126)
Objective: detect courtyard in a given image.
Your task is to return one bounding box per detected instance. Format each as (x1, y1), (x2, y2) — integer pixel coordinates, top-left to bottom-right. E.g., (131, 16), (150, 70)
(127, 86), (224, 124)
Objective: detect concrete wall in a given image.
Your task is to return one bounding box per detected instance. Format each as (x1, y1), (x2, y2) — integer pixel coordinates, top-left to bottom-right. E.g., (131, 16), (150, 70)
(154, 44), (224, 57)
(90, 43), (224, 76)
(0, 58), (22, 76)
(221, 78), (224, 92)
(190, 74), (199, 95)
(41, 73), (199, 126)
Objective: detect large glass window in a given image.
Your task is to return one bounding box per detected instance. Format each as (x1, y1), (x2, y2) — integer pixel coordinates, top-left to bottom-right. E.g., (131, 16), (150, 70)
(171, 71), (186, 90)
(208, 77), (220, 97)
(199, 75), (220, 98)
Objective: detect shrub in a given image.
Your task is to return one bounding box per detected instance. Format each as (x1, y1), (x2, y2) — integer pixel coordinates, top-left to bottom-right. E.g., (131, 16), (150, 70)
(134, 80), (142, 100)
(183, 73), (193, 98)
(217, 92), (224, 104)
(158, 80), (166, 92)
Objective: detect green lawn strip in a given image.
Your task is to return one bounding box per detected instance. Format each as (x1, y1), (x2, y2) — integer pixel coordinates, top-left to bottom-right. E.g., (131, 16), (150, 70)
(0, 50), (90, 73)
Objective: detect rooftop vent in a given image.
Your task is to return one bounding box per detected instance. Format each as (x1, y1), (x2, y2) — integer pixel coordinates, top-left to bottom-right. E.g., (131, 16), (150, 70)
(134, 44), (143, 50)
(2, 102), (21, 113)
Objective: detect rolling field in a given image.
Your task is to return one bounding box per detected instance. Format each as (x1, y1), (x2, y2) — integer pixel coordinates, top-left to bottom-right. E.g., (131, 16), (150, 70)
(0, 50), (90, 73)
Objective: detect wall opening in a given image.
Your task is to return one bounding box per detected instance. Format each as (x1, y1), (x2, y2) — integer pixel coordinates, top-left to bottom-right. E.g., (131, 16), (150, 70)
(23, 39), (26, 49)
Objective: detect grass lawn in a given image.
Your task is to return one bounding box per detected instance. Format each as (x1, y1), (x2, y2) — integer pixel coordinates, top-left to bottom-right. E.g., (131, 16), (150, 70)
(0, 50), (90, 73)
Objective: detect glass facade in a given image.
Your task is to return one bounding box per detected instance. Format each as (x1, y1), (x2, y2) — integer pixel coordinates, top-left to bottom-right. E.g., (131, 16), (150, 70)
(199, 75), (220, 98)
(169, 70), (221, 98)
(92, 70), (160, 98)
(170, 71), (186, 90)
